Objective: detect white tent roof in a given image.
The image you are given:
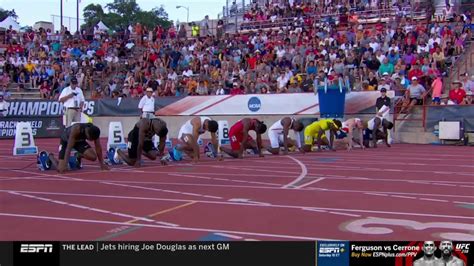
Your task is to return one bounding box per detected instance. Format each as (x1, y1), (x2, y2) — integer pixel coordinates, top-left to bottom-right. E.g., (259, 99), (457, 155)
(0, 17), (20, 31)
(96, 21), (109, 31)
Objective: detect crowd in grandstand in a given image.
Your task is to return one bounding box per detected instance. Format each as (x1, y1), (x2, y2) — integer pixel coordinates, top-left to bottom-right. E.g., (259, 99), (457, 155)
(0, 0), (472, 107)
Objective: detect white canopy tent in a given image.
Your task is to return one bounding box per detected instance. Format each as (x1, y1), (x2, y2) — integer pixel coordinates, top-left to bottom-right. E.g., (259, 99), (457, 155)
(95, 21), (109, 31)
(0, 17), (20, 31)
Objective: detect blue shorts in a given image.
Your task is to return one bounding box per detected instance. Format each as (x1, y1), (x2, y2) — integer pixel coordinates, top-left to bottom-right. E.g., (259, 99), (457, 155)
(363, 129), (373, 140)
(335, 130), (348, 139)
(432, 97), (441, 104)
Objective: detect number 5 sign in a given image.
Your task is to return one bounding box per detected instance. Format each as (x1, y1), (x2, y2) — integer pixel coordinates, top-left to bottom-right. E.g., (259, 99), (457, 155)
(107, 122), (127, 151)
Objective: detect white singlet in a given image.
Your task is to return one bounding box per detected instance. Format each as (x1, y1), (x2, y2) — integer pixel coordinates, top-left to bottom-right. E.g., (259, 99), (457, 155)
(268, 118), (301, 148)
(178, 116), (211, 139)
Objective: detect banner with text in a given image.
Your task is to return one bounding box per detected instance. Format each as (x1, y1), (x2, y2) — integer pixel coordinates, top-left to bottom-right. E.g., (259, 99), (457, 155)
(4, 97), (183, 118)
(0, 241), (471, 266)
(0, 117), (64, 139)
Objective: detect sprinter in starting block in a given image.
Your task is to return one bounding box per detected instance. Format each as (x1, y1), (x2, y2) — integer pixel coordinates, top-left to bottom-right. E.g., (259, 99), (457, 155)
(220, 118), (267, 159)
(170, 116), (220, 163)
(363, 105), (393, 148)
(302, 119), (342, 152)
(266, 117), (305, 155)
(116, 118), (168, 167)
(44, 123), (109, 173)
(333, 118), (365, 151)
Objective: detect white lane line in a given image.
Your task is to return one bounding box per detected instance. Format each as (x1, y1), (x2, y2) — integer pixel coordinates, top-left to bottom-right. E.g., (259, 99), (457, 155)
(214, 233), (243, 240)
(168, 173), (281, 186)
(453, 201), (474, 205)
(0, 212), (335, 241)
(364, 193), (390, 197)
(329, 212), (361, 218)
(301, 207), (328, 213)
(282, 156), (308, 189)
(12, 169), (83, 181)
(294, 178), (325, 189)
(101, 182), (223, 200)
(8, 191), (154, 222)
(419, 198), (450, 203)
(390, 195), (417, 200)
(431, 183), (458, 187)
(3, 189), (474, 220)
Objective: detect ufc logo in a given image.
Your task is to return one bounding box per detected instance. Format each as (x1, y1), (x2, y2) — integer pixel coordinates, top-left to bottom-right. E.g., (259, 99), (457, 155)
(455, 244), (470, 250)
(20, 244), (53, 253)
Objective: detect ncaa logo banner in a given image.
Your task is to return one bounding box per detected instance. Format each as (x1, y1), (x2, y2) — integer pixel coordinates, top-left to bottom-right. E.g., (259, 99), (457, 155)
(247, 97), (261, 112)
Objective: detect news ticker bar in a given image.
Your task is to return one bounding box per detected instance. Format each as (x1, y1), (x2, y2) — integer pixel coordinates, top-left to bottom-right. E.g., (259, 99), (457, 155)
(0, 241), (472, 266)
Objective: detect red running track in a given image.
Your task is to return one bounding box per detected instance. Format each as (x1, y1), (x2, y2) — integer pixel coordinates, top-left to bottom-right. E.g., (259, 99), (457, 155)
(0, 138), (473, 241)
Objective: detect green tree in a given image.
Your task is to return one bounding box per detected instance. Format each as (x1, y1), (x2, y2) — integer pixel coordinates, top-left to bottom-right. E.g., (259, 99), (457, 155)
(105, 0), (141, 29)
(0, 8), (18, 22)
(83, 4), (105, 29)
(82, 0), (172, 31)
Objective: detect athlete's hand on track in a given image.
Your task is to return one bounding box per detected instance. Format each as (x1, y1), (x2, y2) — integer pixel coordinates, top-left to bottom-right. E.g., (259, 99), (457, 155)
(259, 153), (264, 158)
(134, 161), (141, 168)
(57, 160), (68, 173)
(238, 153), (243, 159)
(101, 164), (110, 171)
(282, 150), (289, 155)
(299, 148), (305, 154)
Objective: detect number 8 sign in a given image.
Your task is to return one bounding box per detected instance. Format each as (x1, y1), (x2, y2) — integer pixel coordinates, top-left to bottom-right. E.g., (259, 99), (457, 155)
(218, 120), (230, 145)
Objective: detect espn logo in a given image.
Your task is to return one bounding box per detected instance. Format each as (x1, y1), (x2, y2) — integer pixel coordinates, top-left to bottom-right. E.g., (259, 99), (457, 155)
(20, 244), (53, 253)
(320, 247), (343, 254)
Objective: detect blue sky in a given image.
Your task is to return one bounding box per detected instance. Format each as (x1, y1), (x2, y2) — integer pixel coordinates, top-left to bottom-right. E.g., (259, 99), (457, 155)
(0, 0), (226, 31)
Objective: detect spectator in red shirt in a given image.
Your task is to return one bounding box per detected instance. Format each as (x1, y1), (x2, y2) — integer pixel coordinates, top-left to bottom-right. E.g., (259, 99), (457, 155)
(408, 64), (423, 81)
(230, 82), (244, 95)
(39, 80), (51, 99)
(247, 53), (257, 70)
(449, 80), (467, 105)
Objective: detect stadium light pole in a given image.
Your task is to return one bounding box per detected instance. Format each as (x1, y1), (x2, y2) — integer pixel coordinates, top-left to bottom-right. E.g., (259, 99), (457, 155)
(76, 0), (79, 33)
(176, 6), (189, 23)
(60, 0), (63, 31)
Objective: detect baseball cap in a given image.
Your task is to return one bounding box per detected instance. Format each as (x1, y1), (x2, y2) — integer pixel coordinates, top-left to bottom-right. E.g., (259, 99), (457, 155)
(411, 77), (418, 81)
(71, 77), (78, 84)
(452, 80), (461, 84)
(146, 87), (153, 92)
(380, 88), (387, 92)
(383, 72), (389, 76)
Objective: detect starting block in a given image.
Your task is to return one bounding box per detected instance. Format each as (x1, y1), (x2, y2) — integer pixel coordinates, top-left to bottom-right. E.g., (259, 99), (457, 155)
(107, 122), (127, 151)
(105, 147), (123, 165)
(13, 122), (38, 156)
(152, 134), (172, 150)
(37, 150), (82, 171)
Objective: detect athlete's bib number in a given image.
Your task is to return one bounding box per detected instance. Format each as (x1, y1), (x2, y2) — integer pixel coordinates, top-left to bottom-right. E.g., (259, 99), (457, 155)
(222, 128), (229, 139)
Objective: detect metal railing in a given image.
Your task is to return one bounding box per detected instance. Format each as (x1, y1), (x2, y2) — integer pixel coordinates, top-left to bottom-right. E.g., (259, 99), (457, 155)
(238, 6), (429, 32)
